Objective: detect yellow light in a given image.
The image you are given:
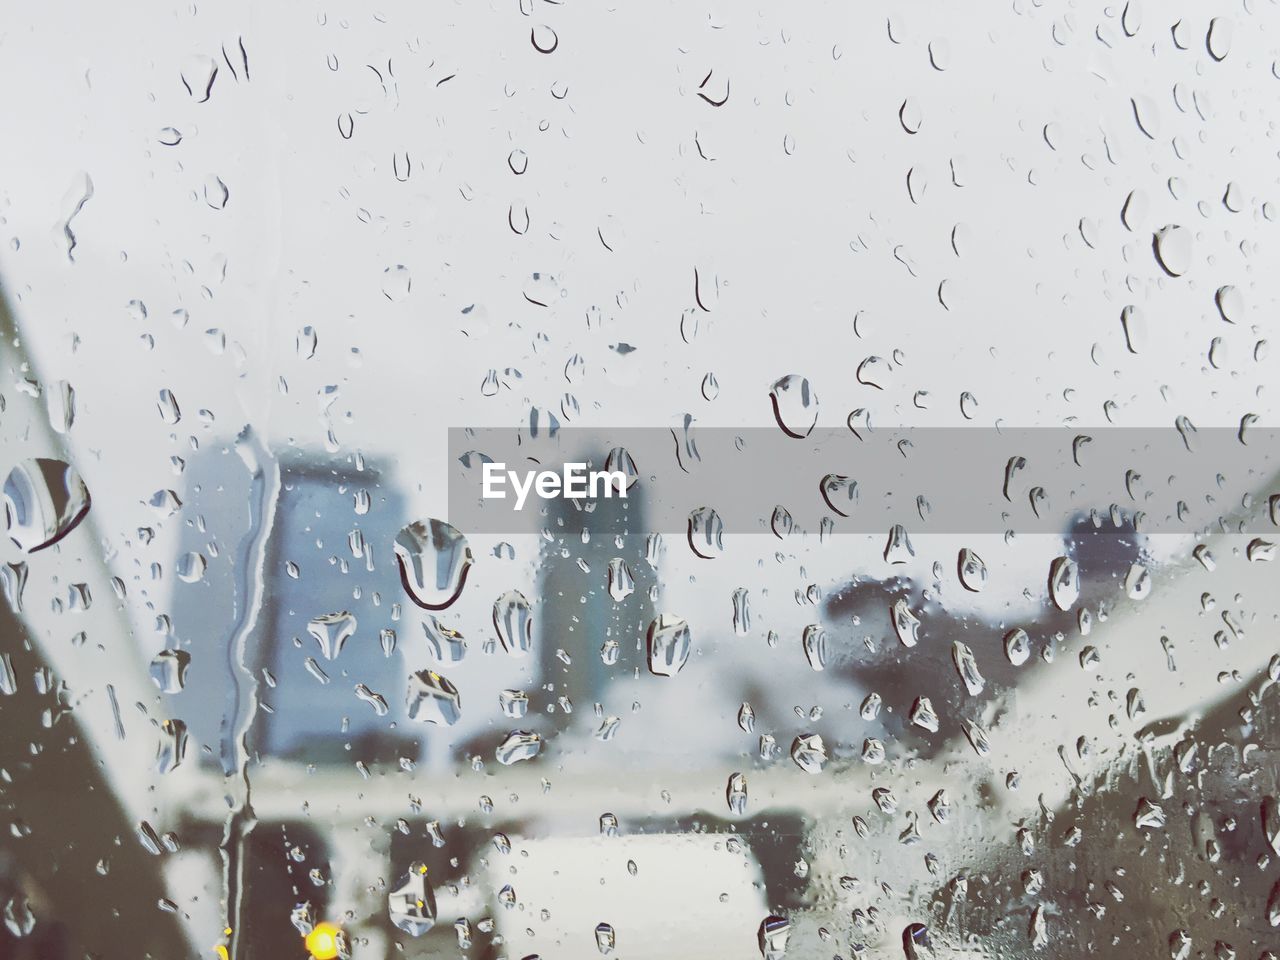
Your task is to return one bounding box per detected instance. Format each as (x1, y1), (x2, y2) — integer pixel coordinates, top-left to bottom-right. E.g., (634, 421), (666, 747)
(305, 922), (343, 960)
(213, 947), (229, 960)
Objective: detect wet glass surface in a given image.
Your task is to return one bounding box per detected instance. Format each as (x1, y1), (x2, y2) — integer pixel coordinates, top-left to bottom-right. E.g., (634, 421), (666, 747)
(2, 2), (1280, 958)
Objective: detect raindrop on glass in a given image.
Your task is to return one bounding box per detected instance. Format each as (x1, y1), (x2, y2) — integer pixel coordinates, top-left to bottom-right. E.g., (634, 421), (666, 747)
(394, 519), (473, 610)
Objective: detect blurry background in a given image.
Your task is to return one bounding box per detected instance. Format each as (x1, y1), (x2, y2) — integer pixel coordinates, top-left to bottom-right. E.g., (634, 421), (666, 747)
(2, 0), (1280, 957)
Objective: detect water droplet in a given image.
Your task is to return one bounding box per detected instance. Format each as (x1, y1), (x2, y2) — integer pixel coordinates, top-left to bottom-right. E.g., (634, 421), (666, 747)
(856, 355), (892, 390)
(687, 506), (724, 559)
(1121, 1), (1142, 36)
(1215, 285), (1244, 324)
(3, 897), (35, 938)
(1267, 879), (1280, 927)
(1120, 305), (1146, 353)
(406, 670), (461, 725)
(155, 719), (188, 774)
(594, 921), (616, 954)
(952, 641), (985, 695)
(149, 649), (191, 693)
(494, 590), (534, 656)
(2, 459), (91, 552)
(769, 375), (818, 438)
(1206, 17), (1233, 61)
(422, 616), (466, 662)
(58, 171), (93, 263)
(727, 772), (748, 814)
(1262, 796), (1280, 855)
(957, 549), (987, 592)
(770, 506), (793, 538)
(1223, 181), (1244, 212)
(928, 39), (950, 70)
(601, 447), (640, 493)
(1134, 797), (1166, 829)
(1004, 628), (1031, 666)
(892, 598), (921, 647)
(1131, 95), (1161, 139)
(496, 730), (542, 765)
(731, 588), (751, 636)
(1121, 189), (1149, 231)
(1, 562), (28, 613)
(394, 519), (473, 610)
(607, 558), (635, 601)
(884, 525), (915, 564)
(46, 381), (75, 434)
(759, 915), (790, 959)
(862, 738), (886, 764)
(497, 689), (529, 719)
(1048, 556), (1080, 610)
(382, 264), (412, 301)
(180, 54), (217, 101)
(910, 696), (939, 732)
(1153, 225), (1191, 277)
(790, 734), (827, 774)
(961, 718), (991, 756)
(388, 864), (437, 936)
(307, 611), (357, 661)
(530, 24), (558, 53)
(802, 624), (827, 671)
(646, 614), (691, 677)
(899, 98), (922, 134)
(903, 922), (933, 960)
(203, 174), (229, 209)
(176, 551), (206, 583)
(860, 692), (882, 720)
(1124, 563), (1151, 599)
(157, 389), (182, 424)
(1248, 539), (1276, 563)
(1029, 906), (1049, 949)
(819, 475), (858, 517)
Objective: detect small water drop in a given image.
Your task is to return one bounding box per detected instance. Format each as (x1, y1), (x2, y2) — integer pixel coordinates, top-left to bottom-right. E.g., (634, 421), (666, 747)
(493, 590), (534, 656)
(406, 670), (462, 725)
(2, 459), (91, 553)
(306, 612), (356, 662)
(149, 649), (191, 693)
(388, 864), (437, 936)
(892, 598), (921, 647)
(647, 614), (691, 676)
(790, 734), (827, 774)
(899, 98), (923, 134)
(1153, 225), (1191, 277)
(496, 730), (542, 764)
(382, 264), (412, 301)
(957, 548), (987, 592)
(1048, 556), (1080, 610)
(394, 519), (472, 610)
(769, 375), (819, 438)
(1004, 628), (1031, 666)
(802, 624), (827, 671)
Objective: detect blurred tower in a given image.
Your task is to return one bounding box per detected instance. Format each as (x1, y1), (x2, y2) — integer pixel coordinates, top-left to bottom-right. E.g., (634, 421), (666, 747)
(168, 448), (416, 767)
(534, 453), (655, 741)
